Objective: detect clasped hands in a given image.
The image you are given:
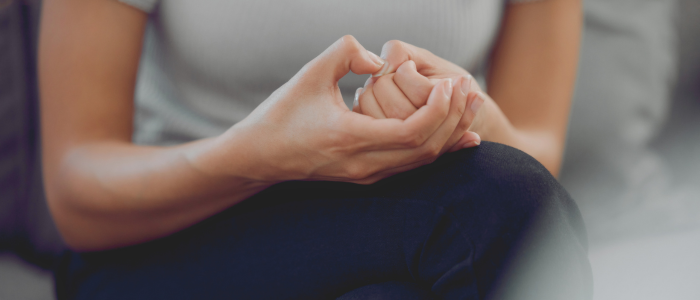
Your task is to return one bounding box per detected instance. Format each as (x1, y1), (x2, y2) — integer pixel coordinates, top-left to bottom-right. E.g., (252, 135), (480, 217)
(202, 36), (486, 185)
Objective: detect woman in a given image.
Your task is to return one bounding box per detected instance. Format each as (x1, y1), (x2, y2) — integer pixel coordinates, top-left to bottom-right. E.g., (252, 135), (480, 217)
(40, 0), (590, 299)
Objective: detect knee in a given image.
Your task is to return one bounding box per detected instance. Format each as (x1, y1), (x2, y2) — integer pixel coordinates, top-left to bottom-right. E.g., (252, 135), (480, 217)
(381, 141), (585, 240)
(391, 142), (591, 299)
(452, 143), (592, 300)
(440, 141), (565, 201)
(435, 142), (585, 242)
(459, 141), (558, 196)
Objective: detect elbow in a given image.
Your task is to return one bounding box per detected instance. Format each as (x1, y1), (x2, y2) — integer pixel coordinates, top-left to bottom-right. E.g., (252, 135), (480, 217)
(45, 181), (136, 252)
(54, 222), (100, 252)
(44, 187), (100, 252)
(48, 198), (126, 252)
(45, 177), (162, 252)
(42, 142), (142, 251)
(44, 165), (119, 252)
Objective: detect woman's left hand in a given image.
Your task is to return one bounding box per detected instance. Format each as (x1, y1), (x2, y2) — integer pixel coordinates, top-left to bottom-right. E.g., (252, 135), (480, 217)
(353, 59), (484, 152)
(357, 0), (582, 178)
(366, 41), (512, 151)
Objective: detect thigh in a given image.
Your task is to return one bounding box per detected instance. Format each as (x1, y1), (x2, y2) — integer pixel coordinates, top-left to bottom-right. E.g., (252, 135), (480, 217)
(57, 187), (452, 299)
(56, 190), (450, 299)
(55, 142), (591, 300)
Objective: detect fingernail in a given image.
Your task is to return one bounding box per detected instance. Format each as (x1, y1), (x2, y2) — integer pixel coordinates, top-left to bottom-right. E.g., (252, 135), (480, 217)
(354, 87), (363, 107)
(462, 140), (481, 149)
(367, 50), (385, 67)
(443, 78), (453, 98)
(451, 76), (460, 88)
(364, 76), (374, 88)
(461, 76), (471, 96)
(471, 92), (485, 113)
(372, 60), (390, 77)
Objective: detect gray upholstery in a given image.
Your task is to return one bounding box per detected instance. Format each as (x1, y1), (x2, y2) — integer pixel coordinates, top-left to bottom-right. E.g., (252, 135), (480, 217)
(559, 0), (700, 242)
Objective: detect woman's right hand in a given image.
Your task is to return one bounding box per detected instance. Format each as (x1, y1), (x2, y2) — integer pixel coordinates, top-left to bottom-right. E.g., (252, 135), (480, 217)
(41, 0), (470, 250)
(354, 60), (483, 154)
(193, 36), (473, 185)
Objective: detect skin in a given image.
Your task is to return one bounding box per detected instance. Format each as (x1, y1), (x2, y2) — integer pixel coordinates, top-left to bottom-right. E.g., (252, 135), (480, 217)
(372, 0), (582, 175)
(354, 61), (483, 151)
(39, 0), (581, 251)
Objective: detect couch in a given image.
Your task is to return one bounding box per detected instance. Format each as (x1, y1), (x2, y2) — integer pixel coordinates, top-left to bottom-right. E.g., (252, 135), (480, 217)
(1, 0), (698, 299)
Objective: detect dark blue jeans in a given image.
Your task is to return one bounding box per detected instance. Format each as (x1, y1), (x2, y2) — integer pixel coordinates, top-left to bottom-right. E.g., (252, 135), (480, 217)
(55, 142), (592, 300)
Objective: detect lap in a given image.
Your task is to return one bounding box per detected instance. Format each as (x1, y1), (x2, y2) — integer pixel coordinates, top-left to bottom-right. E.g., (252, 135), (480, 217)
(55, 142), (591, 300)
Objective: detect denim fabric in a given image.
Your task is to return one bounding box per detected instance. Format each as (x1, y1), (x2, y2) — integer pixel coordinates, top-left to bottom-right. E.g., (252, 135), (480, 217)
(55, 142), (592, 300)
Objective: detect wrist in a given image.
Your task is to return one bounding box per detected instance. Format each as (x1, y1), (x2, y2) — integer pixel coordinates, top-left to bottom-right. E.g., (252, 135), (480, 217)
(189, 121), (317, 187)
(471, 99), (562, 175)
(470, 95), (515, 145)
(182, 129), (276, 191)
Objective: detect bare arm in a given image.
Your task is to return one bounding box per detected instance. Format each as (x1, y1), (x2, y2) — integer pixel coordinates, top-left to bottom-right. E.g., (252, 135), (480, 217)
(481, 0), (582, 176)
(39, 0), (270, 251)
(375, 0), (582, 177)
(40, 0), (472, 251)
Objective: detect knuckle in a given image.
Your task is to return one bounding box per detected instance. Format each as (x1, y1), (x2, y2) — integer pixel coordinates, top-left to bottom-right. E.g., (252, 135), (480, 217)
(374, 74), (393, 90)
(438, 101), (451, 118)
(358, 92), (377, 112)
(339, 34), (358, 45)
(456, 97), (467, 116)
(458, 112), (472, 131)
(393, 68), (407, 83)
(381, 40), (405, 56)
(398, 128), (422, 148)
(423, 142), (442, 158)
(384, 40), (404, 50)
(357, 92), (368, 105)
(358, 94), (371, 109)
(338, 35), (361, 55)
(394, 64), (414, 83)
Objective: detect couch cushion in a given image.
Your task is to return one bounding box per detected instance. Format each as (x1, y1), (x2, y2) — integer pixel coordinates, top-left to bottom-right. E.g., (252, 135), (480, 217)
(559, 0), (680, 241)
(0, 0), (65, 267)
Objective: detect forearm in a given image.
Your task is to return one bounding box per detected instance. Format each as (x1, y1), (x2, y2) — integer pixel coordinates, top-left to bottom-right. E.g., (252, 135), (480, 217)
(472, 97), (564, 177)
(46, 132), (272, 251)
(476, 0), (581, 177)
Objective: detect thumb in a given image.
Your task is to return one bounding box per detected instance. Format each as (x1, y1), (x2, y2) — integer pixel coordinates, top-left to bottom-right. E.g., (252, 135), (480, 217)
(449, 131), (481, 152)
(302, 35), (386, 85)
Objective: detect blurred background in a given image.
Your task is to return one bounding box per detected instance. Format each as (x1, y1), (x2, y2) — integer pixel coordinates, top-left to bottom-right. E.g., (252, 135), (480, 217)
(1, 0), (698, 299)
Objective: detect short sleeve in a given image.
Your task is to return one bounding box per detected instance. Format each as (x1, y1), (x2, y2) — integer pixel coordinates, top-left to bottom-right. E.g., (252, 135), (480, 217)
(118, 0), (160, 13)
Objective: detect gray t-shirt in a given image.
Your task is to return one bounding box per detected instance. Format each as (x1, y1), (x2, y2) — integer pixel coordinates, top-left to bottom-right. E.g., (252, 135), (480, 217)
(120, 0), (518, 146)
